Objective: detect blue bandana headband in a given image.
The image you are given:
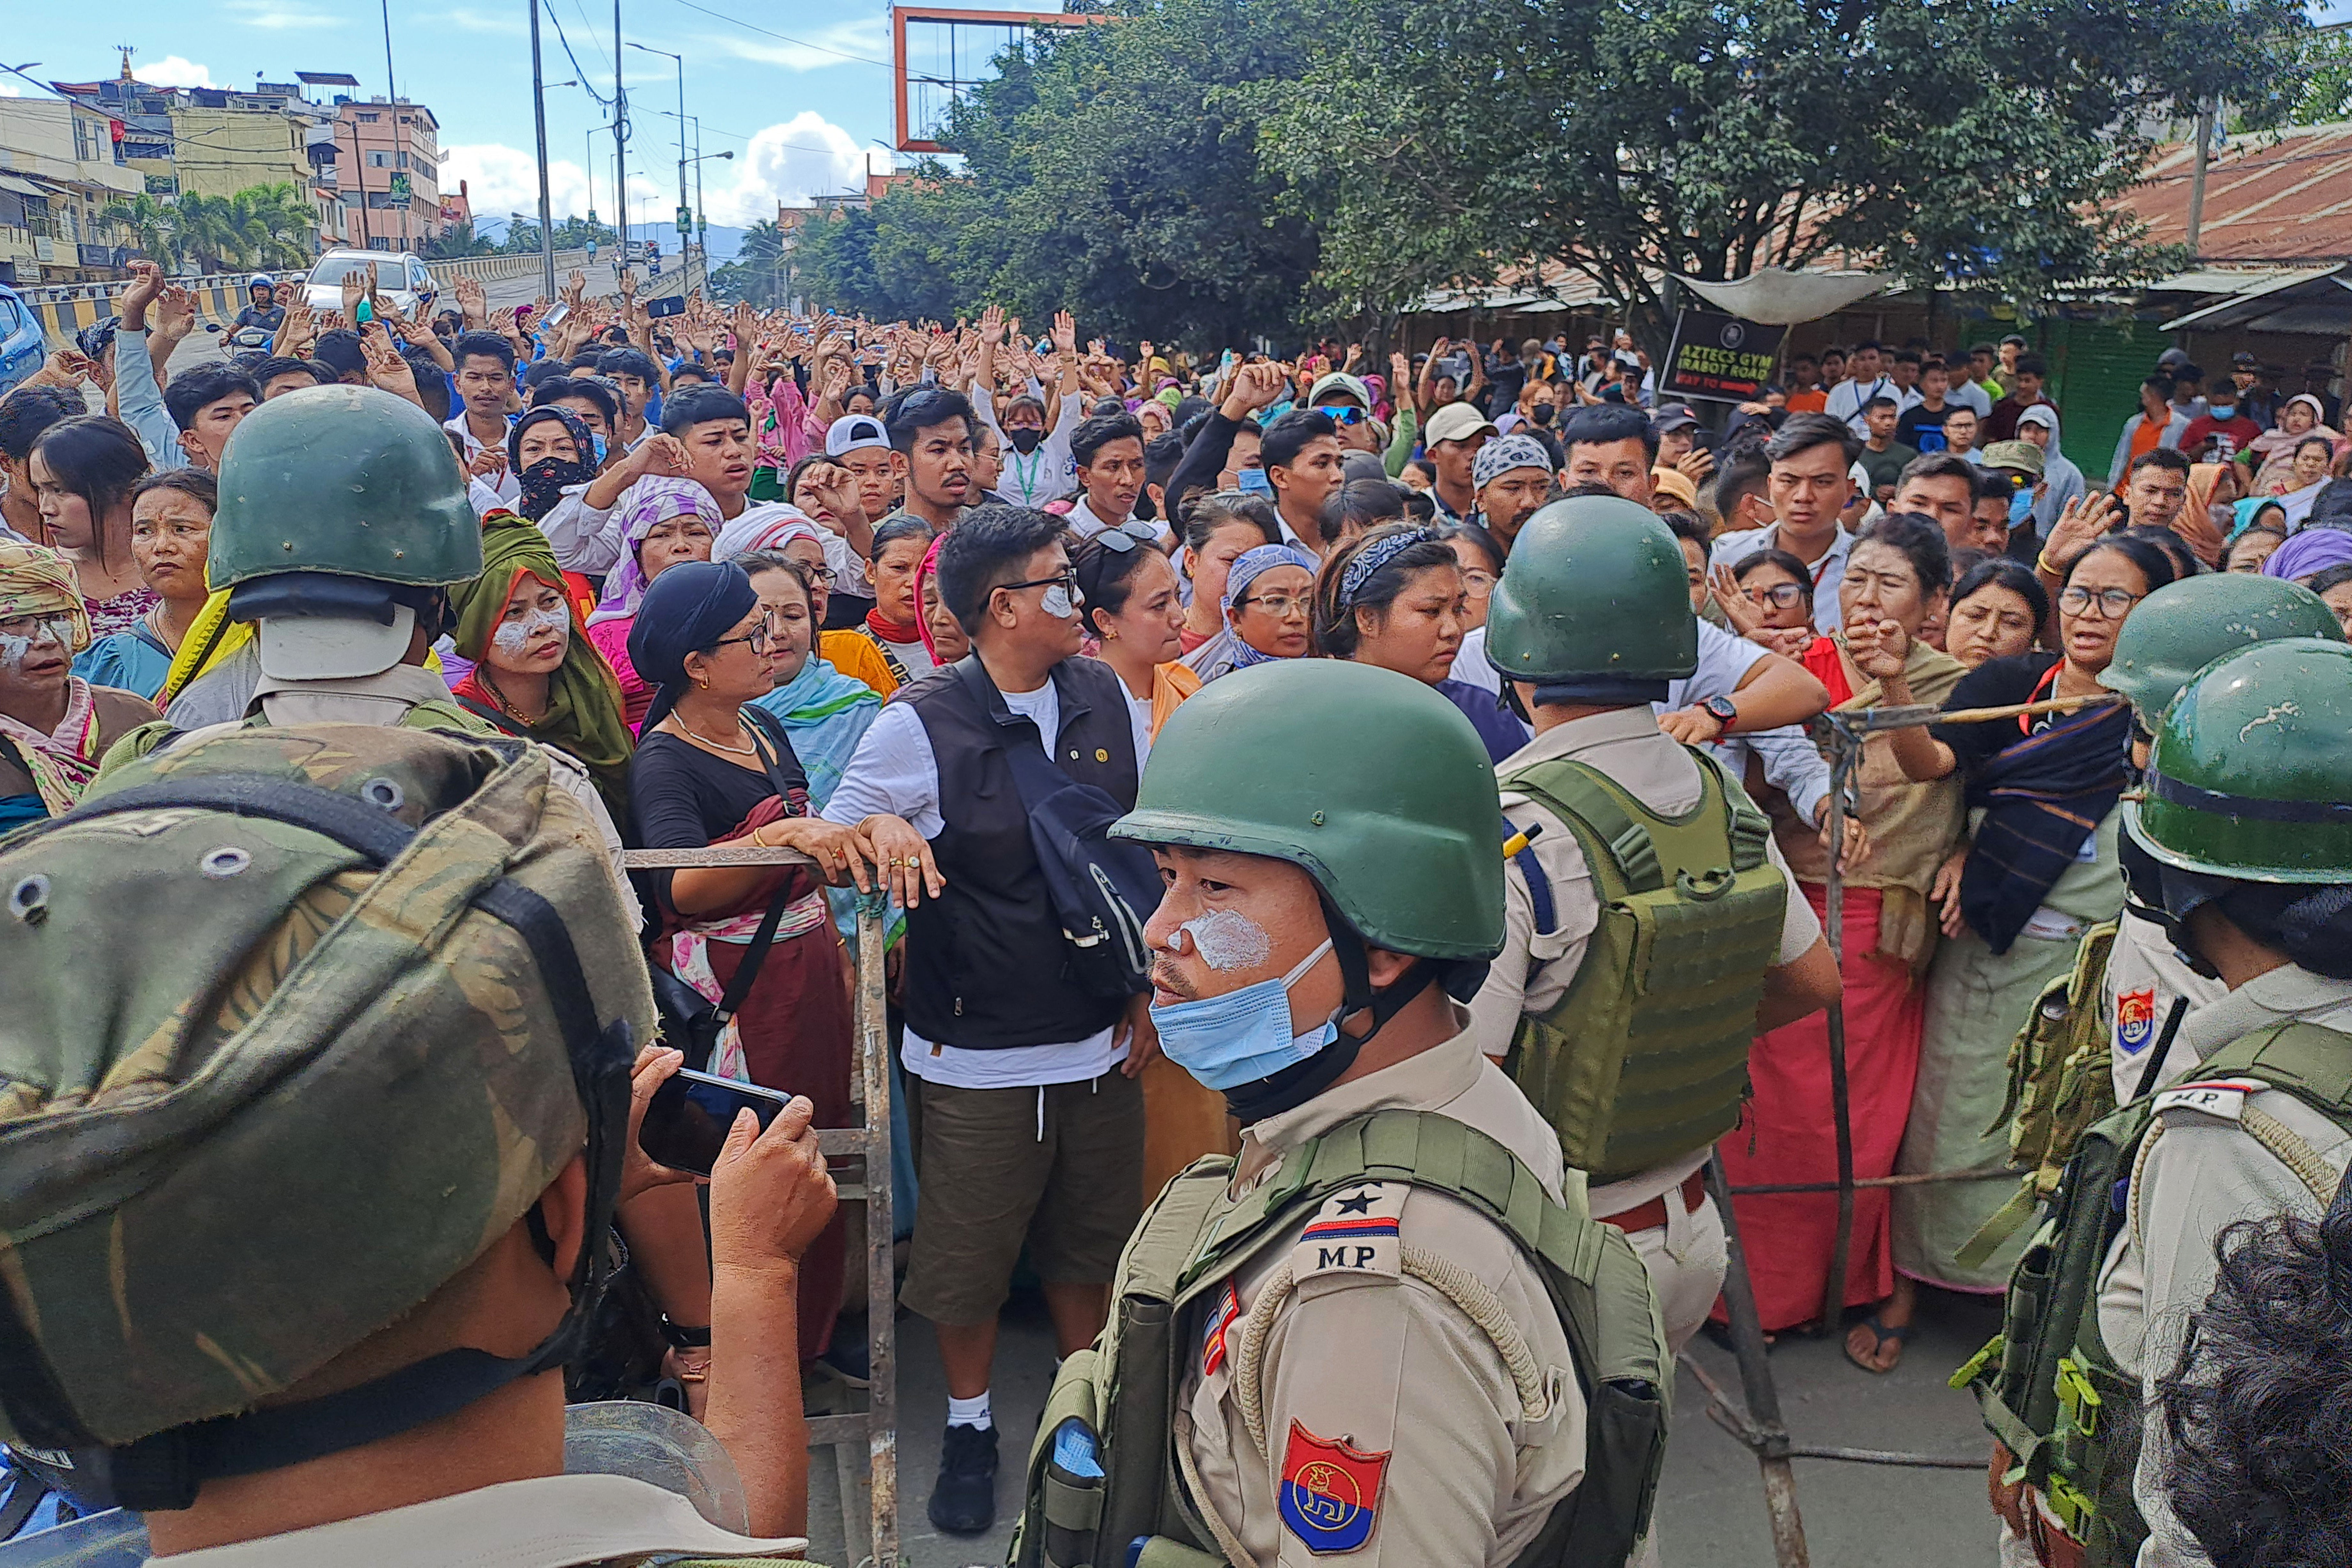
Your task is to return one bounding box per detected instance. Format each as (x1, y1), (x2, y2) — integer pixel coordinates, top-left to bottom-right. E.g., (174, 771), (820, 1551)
(1336, 527), (1437, 608)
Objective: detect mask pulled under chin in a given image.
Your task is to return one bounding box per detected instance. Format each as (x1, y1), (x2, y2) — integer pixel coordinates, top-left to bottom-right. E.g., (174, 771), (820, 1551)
(1149, 939), (1337, 1091)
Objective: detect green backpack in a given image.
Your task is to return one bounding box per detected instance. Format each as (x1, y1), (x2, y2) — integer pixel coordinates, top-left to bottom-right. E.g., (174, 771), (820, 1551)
(1009, 1109), (1669, 1568)
(1499, 750), (1787, 1183)
(1956, 1020), (2352, 1564)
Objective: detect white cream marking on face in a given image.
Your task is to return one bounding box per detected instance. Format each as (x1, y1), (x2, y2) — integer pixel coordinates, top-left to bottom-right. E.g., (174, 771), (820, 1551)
(1180, 908), (1274, 972)
(493, 605), (569, 657)
(1040, 584), (1079, 619)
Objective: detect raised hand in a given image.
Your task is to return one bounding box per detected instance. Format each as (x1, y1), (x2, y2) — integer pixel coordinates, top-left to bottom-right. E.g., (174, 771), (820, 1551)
(1051, 310), (1078, 357)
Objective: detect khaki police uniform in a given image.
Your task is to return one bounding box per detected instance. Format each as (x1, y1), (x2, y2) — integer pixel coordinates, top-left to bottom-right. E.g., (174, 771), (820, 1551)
(1468, 707), (1822, 1351)
(1177, 1013), (1589, 1567)
(2102, 909), (2226, 1105)
(2085, 968), (2352, 1568)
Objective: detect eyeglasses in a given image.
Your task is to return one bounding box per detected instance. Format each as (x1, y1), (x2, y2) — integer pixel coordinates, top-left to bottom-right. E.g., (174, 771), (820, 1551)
(1459, 568), (1497, 596)
(800, 564), (837, 585)
(1237, 593), (1310, 619)
(1090, 519), (1161, 554)
(2058, 585), (2143, 619)
(1743, 582), (1809, 610)
(996, 570), (1080, 597)
(1315, 404), (1368, 427)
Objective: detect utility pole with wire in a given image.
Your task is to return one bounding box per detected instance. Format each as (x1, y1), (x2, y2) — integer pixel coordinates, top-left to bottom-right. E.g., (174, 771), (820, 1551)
(612, 0), (627, 264)
(528, 0), (557, 299)
(379, 0), (408, 250)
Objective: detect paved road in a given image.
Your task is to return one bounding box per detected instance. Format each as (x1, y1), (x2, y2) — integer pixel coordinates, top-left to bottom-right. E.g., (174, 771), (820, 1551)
(802, 1285), (2000, 1567)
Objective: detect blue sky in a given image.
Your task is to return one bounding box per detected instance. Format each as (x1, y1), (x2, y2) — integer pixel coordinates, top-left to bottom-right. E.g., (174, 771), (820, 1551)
(7, 0), (2349, 240)
(0, 0), (1035, 234)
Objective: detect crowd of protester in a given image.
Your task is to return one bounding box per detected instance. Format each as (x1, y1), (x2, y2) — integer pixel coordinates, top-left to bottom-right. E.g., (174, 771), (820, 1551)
(3, 255), (2350, 1543)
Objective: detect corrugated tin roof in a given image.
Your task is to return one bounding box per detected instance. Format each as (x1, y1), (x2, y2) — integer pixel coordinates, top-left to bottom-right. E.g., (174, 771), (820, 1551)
(2131, 121), (2352, 263)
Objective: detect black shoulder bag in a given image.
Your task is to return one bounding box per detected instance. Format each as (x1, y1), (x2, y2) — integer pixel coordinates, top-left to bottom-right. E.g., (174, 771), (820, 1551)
(953, 658), (1159, 999)
(645, 707), (817, 1070)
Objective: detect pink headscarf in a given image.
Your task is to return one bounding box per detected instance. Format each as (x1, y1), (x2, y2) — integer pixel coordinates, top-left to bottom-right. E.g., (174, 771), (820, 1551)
(914, 533), (948, 663)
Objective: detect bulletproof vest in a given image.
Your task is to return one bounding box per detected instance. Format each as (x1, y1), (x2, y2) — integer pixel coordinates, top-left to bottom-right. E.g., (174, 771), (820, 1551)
(1500, 749), (1787, 1184)
(101, 698), (498, 779)
(1955, 922), (2125, 1272)
(1958, 1021), (2352, 1567)
(1008, 1108), (1669, 1568)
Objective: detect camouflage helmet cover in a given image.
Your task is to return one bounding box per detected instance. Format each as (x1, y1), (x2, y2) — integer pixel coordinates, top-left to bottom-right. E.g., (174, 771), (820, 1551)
(0, 725), (653, 1449)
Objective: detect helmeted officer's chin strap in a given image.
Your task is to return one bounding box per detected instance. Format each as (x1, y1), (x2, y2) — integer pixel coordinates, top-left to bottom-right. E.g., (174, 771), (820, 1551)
(1223, 895), (1436, 1127)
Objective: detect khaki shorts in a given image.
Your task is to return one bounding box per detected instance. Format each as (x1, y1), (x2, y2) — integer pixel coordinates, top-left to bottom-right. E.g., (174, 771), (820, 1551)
(900, 1070), (1145, 1326)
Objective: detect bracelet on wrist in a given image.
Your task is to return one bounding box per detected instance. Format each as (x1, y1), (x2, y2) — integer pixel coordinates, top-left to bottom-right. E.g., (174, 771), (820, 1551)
(661, 1318), (713, 1349)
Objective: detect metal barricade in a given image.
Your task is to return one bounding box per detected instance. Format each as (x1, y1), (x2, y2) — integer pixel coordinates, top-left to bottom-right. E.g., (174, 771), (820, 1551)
(620, 844), (896, 1568)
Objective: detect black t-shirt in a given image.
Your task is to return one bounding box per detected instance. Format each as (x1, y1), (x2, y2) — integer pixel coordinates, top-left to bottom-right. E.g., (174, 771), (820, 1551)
(628, 724), (808, 912)
(1930, 652), (2060, 777)
(1857, 441), (1918, 496)
(1896, 402), (1952, 453)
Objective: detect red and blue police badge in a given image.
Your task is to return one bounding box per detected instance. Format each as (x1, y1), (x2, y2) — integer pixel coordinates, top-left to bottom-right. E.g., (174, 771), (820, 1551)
(1200, 1280), (1241, 1378)
(1279, 1419), (1390, 1554)
(2117, 988), (2157, 1055)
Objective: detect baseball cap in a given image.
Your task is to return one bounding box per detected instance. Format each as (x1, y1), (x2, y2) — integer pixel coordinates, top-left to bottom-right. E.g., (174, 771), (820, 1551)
(1653, 403), (1699, 433)
(1983, 440), (2045, 478)
(825, 413), (890, 457)
(1308, 371), (1373, 409)
(2231, 350), (2259, 369)
(1425, 403), (1500, 447)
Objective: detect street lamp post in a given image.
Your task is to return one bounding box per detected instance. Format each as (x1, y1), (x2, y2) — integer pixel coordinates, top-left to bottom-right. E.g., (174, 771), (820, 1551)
(626, 42), (688, 275)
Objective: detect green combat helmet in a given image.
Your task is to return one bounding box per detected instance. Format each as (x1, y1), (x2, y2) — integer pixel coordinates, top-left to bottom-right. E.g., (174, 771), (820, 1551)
(0, 725), (651, 1512)
(1113, 657), (1503, 964)
(2126, 638), (2352, 883)
(1484, 493), (1697, 698)
(2098, 572), (2344, 722)
(208, 384), (481, 681)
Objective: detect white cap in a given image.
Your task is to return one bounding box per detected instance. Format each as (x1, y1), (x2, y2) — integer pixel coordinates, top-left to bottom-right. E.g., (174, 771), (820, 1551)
(824, 414), (890, 457)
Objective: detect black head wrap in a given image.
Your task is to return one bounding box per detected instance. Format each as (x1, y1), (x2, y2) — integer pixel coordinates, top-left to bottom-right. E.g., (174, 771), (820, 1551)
(507, 405), (596, 523)
(626, 559), (759, 733)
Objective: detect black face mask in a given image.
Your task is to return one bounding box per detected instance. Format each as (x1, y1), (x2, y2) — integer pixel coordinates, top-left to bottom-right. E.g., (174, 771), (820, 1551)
(1007, 427), (1045, 455)
(1530, 404), (1557, 425)
(518, 455), (594, 522)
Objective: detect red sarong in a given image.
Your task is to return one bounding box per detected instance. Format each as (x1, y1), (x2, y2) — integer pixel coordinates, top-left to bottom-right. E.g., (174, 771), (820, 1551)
(1716, 882), (1925, 1332)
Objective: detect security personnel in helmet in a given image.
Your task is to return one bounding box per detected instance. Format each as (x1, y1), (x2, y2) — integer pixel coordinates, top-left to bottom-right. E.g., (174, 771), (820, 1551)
(1964, 638), (2352, 1564)
(0, 725), (834, 1561)
(1010, 659), (1669, 1568)
(2094, 572), (2345, 1101)
(1468, 492), (1838, 1359)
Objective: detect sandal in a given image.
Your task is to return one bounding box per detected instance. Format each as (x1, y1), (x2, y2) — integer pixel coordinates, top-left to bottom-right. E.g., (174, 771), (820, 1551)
(1843, 1314), (1915, 1374)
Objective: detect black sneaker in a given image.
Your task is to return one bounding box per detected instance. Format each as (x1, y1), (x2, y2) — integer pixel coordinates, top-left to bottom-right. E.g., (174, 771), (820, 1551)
(927, 1421), (1000, 1535)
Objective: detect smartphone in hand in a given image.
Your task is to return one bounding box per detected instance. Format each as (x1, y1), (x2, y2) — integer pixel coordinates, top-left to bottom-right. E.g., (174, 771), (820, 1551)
(638, 1067), (797, 1176)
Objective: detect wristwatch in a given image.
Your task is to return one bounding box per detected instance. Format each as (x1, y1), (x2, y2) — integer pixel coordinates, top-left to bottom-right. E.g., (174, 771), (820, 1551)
(1701, 696), (1740, 735)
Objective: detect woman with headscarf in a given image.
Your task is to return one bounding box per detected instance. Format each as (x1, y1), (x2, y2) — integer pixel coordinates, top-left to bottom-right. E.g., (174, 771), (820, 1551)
(0, 540), (159, 831)
(2246, 394), (2344, 496)
(2274, 437), (2341, 528)
(739, 550), (883, 811)
(585, 478), (723, 732)
(2263, 525), (2352, 588)
(912, 532), (970, 667)
(626, 558), (884, 1366)
(444, 512), (635, 824)
(1179, 541), (1319, 683)
(713, 506), (903, 698)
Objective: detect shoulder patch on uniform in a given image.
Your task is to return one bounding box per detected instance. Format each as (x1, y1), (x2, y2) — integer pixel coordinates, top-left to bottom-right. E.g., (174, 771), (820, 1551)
(2116, 988), (2157, 1054)
(1292, 1182), (1405, 1281)
(1280, 1419), (1389, 1555)
(1200, 1280), (1240, 1378)
(2153, 1077), (2270, 1122)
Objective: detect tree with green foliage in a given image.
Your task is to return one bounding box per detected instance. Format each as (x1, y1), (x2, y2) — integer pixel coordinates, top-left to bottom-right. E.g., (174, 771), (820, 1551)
(1265, 0), (2314, 330)
(102, 183), (319, 273)
(425, 219), (498, 259)
(709, 219), (794, 306)
(795, 0), (1326, 346)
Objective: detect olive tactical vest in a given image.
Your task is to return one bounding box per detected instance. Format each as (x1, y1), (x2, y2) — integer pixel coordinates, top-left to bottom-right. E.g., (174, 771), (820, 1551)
(1957, 1021), (2352, 1566)
(1008, 1109), (1669, 1568)
(1500, 750), (1787, 1184)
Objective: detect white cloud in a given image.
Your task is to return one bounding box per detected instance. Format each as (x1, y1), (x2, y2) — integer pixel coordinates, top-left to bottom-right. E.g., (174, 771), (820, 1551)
(138, 57), (219, 89)
(425, 7), (527, 35)
(448, 115), (871, 232)
(702, 113), (869, 224)
(696, 17), (888, 72)
(224, 0), (347, 29)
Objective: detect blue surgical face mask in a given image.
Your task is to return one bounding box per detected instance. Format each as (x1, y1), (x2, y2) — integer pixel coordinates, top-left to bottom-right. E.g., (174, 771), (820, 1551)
(1150, 938), (1336, 1091)
(591, 433), (609, 465)
(1235, 467), (1273, 499)
(2209, 403), (2236, 420)
(2008, 488), (2034, 527)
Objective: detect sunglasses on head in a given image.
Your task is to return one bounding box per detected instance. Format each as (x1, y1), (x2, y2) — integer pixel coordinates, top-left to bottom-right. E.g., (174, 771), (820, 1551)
(1315, 404), (1368, 427)
(1091, 519), (1161, 553)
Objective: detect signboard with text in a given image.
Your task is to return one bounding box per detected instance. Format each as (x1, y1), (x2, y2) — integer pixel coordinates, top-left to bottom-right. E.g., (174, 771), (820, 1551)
(1660, 307), (1787, 403)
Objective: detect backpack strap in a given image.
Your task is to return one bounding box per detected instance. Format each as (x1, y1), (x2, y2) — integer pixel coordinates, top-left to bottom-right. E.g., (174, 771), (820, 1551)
(1501, 758), (1658, 900)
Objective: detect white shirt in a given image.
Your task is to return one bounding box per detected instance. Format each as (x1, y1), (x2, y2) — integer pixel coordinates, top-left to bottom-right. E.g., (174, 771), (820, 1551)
(822, 685), (1122, 1088)
(1065, 494), (1122, 540)
(446, 411), (520, 506)
(1710, 523), (1855, 631)
(1945, 380), (1992, 419)
(1825, 376), (1897, 436)
(1126, 688), (1155, 768)
(975, 386), (1084, 506)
